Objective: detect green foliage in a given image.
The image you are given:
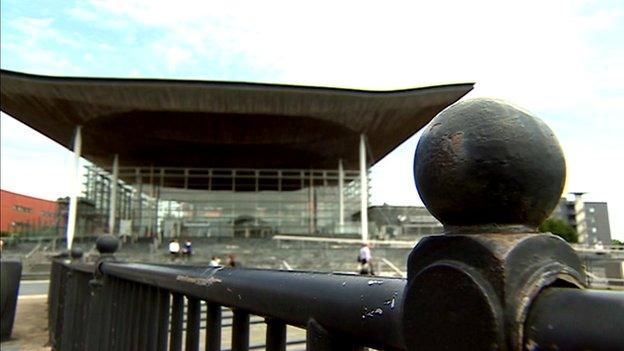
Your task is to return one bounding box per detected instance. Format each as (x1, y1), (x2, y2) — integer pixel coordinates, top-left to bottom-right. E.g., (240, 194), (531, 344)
(612, 239), (623, 246)
(539, 218), (578, 243)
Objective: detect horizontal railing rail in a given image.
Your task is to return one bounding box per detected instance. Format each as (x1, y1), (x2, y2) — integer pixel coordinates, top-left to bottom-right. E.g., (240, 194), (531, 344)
(48, 251), (406, 351)
(525, 288), (624, 350)
(102, 262), (405, 349)
(48, 249), (624, 351)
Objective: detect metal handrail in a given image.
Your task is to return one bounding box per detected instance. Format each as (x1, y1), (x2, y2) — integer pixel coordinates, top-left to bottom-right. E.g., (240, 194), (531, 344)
(525, 288), (624, 350)
(101, 262), (406, 350)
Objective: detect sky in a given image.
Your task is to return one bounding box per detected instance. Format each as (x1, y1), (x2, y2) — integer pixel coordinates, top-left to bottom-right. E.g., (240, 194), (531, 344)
(1, 0), (623, 239)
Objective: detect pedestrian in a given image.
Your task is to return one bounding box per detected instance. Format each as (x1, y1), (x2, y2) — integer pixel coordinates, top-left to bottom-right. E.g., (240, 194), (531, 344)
(357, 242), (375, 275)
(226, 253), (237, 267)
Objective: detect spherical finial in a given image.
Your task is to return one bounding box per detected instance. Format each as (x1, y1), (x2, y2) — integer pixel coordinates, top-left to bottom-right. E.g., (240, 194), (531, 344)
(96, 234), (119, 254)
(414, 98), (565, 232)
(70, 247), (83, 259)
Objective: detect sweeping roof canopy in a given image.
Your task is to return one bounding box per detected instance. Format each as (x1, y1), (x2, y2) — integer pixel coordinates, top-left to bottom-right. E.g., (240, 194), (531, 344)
(0, 70), (473, 170)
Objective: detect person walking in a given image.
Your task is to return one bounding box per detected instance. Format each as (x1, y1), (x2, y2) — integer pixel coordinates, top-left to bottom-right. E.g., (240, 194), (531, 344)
(357, 242), (375, 275)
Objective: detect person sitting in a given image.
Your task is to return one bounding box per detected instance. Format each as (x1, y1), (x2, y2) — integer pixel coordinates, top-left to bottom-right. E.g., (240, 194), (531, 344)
(209, 256), (221, 267)
(226, 253), (237, 267)
(182, 240), (193, 255)
(168, 239), (181, 260)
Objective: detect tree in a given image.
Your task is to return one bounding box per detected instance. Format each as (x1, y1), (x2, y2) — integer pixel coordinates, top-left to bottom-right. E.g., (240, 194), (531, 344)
(612, 239), (623, 246)
(539, 218), (578, 243)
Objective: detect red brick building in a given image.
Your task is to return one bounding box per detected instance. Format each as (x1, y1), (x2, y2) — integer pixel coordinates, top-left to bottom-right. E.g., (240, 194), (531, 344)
(0, 189), (58, 234)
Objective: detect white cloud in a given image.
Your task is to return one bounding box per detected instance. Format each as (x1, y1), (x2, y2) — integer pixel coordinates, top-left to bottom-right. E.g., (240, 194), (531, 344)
(0, 114), (74, 201)
(1, 0), (622, 238)
(67, 6), (98, 21)
(2, 42), (81, 75)
(151, 43), (195, 72)
(2, 16), (86, 75)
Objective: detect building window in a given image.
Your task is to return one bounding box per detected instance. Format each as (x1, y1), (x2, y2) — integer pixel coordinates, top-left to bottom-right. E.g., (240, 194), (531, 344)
(589, 207), (595, 213)
(11, 222), (31, 229)
(13, 205), (32, 213)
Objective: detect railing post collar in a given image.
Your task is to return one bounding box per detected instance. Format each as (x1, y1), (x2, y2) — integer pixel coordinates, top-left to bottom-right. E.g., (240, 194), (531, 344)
(402, 98), (586, 351)
(93, 234), (119, 280)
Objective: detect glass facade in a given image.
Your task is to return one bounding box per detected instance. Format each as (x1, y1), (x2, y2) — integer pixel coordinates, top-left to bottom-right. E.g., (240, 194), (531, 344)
(83, 165), (368, 239)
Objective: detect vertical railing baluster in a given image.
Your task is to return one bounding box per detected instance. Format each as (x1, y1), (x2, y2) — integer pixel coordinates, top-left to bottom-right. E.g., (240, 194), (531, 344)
(157, 289), (171, 351)
(120, 281), (134, 351)
(231, 309), (250, 351)
(266, 318), (287, 351)
(205, 303), (222, 351)
(95, 276), (113, 351)
(47, 260), (62, 347)
(170, 293), (184, 351)
(137, 284), (149, 350)
(117, 280), (128, 351)
(130, 283), (142, 350)
(59, 269), (77, 351)
(76, 272), (91, 351)
(108, 278), (119, 351)
(185, 297), (201, 351)
(53, 264), (68, 350)
(125, 281), (136, 350)
(115, 278), (129, 351)
(103, 277), (119, 351)
(145, 285), (159, 351)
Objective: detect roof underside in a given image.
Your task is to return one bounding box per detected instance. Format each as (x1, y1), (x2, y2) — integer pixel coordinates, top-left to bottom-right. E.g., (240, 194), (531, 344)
(0, 70), (473, 170)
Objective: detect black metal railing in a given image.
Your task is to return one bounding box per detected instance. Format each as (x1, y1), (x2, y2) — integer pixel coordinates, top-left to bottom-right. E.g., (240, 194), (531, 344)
(48, 255), (405, 351)
(47, 98), (624, 351)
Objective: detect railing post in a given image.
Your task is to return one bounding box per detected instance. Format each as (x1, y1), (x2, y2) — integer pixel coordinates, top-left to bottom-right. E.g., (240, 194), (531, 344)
(231, 309), (250, 351)
(85, 234), (119, 351)
(265, 318), (286, 351)
(170, 293), (184, 351)
(402, 98), (586, 351)
(185, 297), (201, 351)
(205, 302), (222, 351)
(0, 260), (22, 341)
(156, 288), (171, 351)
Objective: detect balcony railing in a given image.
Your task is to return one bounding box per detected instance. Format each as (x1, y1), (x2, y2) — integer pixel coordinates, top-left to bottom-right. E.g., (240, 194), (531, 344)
(47, 98), (624, 351)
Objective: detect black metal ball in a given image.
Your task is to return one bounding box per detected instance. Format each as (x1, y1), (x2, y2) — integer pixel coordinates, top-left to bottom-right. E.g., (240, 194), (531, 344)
(96, 234), (119, 254)
(70, 247), (83, 259)
(414, 98), (566, 231)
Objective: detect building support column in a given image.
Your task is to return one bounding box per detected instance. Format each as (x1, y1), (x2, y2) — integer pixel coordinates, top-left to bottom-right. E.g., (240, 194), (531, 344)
(573, 192), (588, 244)
(309, 172), (315, 235)
(66, 126), (82, 250)
(147, 165), (154, 238)
(108, 154), (119, 235)
(359, 134), (369, 242)
(135, 168), (142, 243)
(338, 159), (345, 231)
